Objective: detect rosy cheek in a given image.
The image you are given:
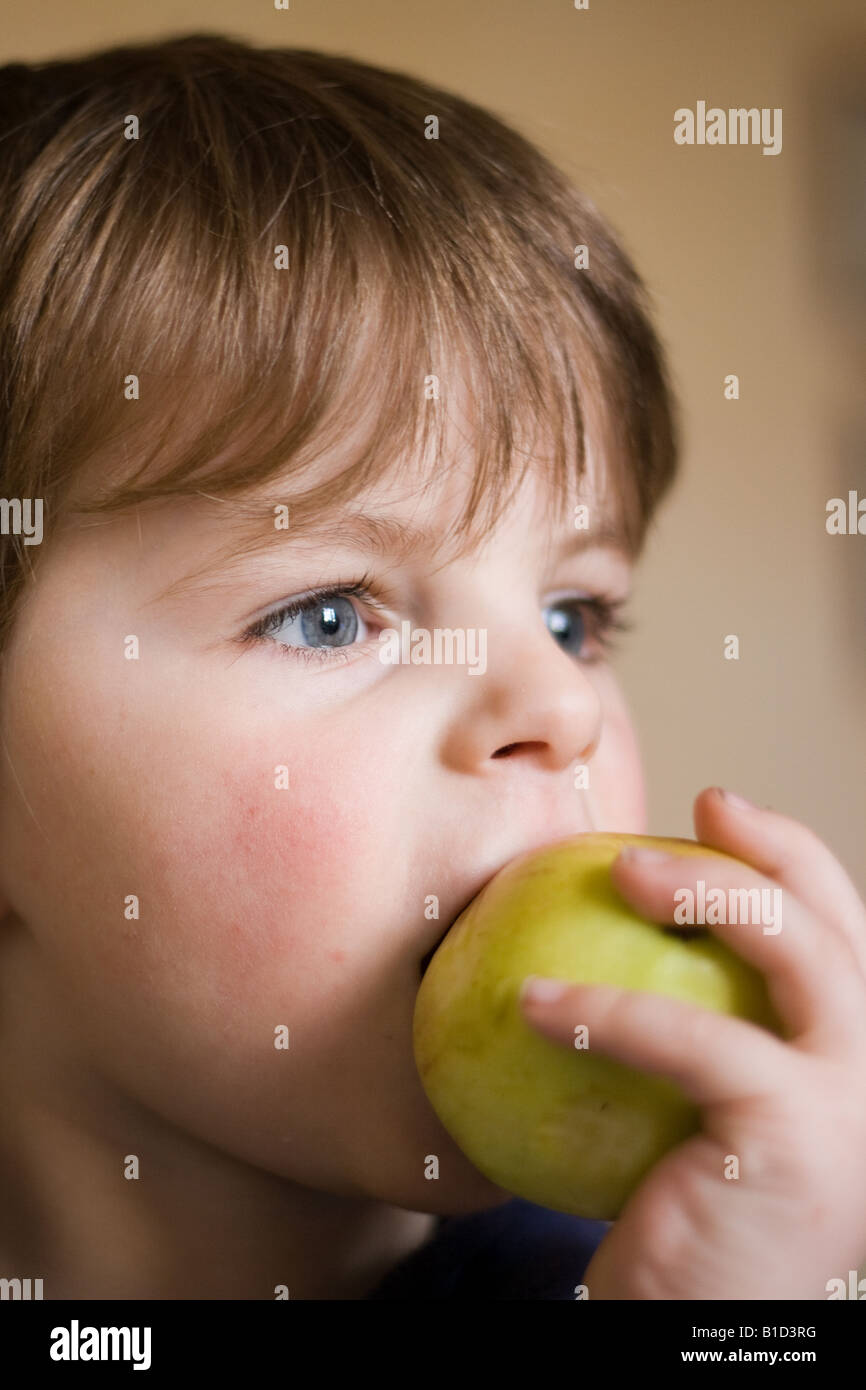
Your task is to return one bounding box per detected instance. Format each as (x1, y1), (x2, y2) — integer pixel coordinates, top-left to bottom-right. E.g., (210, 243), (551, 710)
(185, 756), (374, 976)
(218, 757), (368, 864)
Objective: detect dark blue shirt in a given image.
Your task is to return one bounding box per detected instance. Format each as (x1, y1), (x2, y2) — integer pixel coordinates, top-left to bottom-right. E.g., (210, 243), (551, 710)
(365, 1198), (610, 1300)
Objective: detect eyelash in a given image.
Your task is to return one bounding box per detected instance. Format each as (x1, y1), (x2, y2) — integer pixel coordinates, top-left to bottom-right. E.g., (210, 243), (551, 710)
(238, 574), (634, 667)
(238, 571), (387, 668)
(546, 593), (634, 664)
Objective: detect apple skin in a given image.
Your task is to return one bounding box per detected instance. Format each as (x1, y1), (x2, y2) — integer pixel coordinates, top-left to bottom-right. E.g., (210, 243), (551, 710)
(413, 833), (784, 1221)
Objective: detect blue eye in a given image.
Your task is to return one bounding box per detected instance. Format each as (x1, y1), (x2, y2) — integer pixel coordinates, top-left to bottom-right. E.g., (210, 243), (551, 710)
(255, 592), (366, 650)
(543, 599), (586, 656)
(542, 596), (632, 663)
(285, 594), (360, 649)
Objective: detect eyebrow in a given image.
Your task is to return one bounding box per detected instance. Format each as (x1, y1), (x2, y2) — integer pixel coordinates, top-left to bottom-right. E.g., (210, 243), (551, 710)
(152, 505), (632, 606)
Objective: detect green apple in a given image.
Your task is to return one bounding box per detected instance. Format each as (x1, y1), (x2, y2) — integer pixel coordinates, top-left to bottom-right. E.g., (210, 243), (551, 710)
(413, 832), (784, 1220)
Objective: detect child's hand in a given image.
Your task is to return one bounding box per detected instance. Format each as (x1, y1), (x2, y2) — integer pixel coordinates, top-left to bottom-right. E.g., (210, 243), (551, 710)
(520, 787), (866, 1299)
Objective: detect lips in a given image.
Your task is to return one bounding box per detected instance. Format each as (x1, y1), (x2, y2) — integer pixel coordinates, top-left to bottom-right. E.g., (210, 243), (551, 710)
(418, 834), (600, 980)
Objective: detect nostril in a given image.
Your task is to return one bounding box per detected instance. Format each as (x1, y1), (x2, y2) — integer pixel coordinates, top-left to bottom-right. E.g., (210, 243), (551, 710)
(492, 741), (549, 759)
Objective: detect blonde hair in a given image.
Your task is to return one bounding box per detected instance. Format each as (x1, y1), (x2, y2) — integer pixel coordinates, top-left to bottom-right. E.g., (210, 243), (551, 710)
(0, 32), (679, 654)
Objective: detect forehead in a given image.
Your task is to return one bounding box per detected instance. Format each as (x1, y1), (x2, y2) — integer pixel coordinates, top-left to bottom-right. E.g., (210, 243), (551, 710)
(175, 402), (626, 567)
(214, 467), (624, 564)
(131, 449), (629, 627)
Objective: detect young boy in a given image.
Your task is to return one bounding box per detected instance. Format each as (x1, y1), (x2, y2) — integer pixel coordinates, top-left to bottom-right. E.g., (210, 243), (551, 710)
(0, 33), (863, 1301)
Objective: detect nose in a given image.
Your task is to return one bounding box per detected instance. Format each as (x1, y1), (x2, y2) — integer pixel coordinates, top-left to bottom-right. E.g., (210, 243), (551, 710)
(440, 617), (603, 777)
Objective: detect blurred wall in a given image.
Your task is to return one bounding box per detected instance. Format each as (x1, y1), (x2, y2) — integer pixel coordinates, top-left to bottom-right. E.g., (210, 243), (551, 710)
(4, 0), (864, 890)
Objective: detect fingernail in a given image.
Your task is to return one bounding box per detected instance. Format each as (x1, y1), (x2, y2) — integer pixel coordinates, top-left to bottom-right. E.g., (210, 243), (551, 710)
(520, 975), (568, 1006)
(717, 788), (759, 810)
(616, 846), (672, 864)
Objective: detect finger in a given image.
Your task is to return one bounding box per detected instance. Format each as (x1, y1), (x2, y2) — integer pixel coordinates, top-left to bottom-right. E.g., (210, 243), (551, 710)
(519, 977), (791, 1108)
(694, 787), (866, 974)
(609, 851), (866, 1050)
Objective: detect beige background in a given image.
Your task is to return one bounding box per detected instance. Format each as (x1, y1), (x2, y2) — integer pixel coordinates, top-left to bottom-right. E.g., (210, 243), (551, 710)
(5, 0), (865, 893)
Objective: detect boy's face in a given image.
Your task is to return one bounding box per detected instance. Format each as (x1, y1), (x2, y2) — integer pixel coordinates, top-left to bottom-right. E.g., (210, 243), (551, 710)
(0, 411), (645, 1216)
